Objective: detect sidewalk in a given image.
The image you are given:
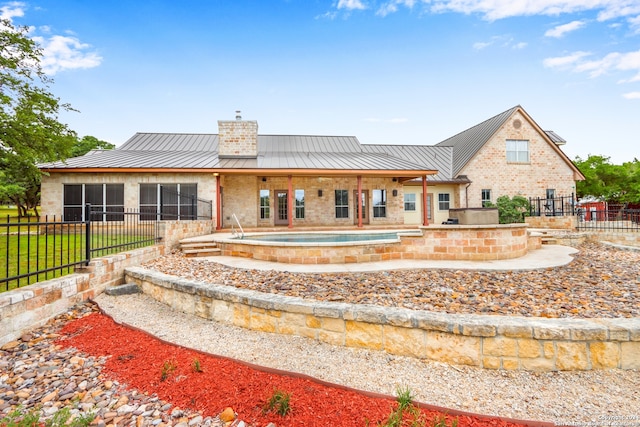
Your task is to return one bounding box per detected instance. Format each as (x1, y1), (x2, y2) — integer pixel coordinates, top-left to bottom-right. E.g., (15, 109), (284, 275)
(200, 244), (579, 273)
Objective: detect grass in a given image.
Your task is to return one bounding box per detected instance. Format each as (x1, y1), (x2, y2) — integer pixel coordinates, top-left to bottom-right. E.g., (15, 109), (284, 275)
(372, 386), (459, 427)
(263, 389), (292, 417)
(1, 206), (157, 292)
(0, 404), (95, 427)
(160, 359), (178, 381)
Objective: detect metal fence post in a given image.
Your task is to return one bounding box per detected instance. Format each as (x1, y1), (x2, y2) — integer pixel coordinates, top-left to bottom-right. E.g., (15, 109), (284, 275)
(84, 204), (91, 265)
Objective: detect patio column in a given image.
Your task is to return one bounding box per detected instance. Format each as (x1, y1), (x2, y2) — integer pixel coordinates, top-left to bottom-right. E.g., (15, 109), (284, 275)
(288, 175), (293, 228)
(357, 175), (363, 228)
(422, 175), (429, 226)
(215, 174), (222, 230)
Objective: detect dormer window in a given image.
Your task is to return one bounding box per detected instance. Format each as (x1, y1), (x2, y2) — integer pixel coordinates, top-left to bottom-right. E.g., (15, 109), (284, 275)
(506, 139), (529, 163)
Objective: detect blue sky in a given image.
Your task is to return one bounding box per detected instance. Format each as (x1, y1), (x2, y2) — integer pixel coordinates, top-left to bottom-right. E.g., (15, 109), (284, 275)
(3, 0), (640, 164)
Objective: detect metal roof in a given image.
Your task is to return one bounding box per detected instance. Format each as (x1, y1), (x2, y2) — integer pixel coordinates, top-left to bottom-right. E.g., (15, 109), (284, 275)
(545, 130), (566, 145)
(361, 144), (454, 181)
(435, 106), (519, 176)
(39, 107), (572, 179)
(40, 133), (433, 173)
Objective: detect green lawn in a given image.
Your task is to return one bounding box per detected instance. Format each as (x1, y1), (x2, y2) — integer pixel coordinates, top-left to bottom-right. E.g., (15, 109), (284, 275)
(1, 208), (157, 292)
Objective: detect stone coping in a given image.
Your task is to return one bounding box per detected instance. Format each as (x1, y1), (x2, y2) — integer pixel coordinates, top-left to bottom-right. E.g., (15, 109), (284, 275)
(208, 230), (422, 247)
(124, 267), (640, 371)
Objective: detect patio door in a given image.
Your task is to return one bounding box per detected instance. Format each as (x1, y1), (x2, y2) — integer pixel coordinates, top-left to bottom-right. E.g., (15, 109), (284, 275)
(275, 190), (288, 225)
(353, 190), (369, 225)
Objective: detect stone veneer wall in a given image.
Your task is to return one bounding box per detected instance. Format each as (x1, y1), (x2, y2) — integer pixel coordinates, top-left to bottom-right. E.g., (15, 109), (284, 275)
(0, 220), (214, 345)
(0, 245), (164, 345)
(217, 120), (258, 157)
(124, 267), (640, 371)
(457, 110), (578, 208)
(525, 216), (575, 230)
(221, 175), (404, 228)
(218, 224), (529, 264)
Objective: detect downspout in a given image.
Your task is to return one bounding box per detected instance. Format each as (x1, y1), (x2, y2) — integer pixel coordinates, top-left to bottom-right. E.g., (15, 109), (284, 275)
(465, 182), (471, 208)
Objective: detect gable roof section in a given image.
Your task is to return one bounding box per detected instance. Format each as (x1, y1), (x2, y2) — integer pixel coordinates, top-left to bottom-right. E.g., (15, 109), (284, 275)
(435, 106), (519, 176)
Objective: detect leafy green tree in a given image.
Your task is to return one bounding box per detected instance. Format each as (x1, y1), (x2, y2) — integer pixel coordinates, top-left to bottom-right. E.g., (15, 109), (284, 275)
(71, 135), (115, 157)
(0, 18), (77, 216)
(573, 155), (640, 203)
(486, 195), (530, 224)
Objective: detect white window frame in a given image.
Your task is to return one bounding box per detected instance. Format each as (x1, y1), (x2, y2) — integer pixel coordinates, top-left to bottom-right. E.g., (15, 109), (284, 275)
(438, 193), (450, 211)
(506, 139), (529, 163)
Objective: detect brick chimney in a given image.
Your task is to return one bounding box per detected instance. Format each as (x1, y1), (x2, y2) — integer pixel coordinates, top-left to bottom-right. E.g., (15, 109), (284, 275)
(217, 111), (258, 158)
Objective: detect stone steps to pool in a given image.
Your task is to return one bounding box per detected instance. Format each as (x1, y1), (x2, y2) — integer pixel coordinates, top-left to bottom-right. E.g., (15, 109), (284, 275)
(180, 241), (221, 257)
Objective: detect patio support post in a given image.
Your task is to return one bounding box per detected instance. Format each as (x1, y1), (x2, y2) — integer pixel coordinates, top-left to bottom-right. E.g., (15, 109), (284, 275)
(357, 175), (363, 228)
(422, 175), (429, 226)
(288, 175), (293, 228)
(215, 174), (222, 230)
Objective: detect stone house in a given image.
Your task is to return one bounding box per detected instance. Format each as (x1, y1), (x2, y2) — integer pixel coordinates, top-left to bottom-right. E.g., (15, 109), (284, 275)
(39, 105), (584, 228)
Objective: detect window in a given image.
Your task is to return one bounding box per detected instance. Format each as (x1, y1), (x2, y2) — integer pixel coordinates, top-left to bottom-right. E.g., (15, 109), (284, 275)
(481, 189), (492, 207)
(506, 139), (529, 163)
(404, 193), (416, 211)
(139, 183), (198, 220)
(373, 189), (386, 218)
(438, 193), (450, 211)
(546, 189), (556, 199)
(259, 189), (270, 219)
(335, 190), (349, 218)
(294, 189), (305, 219)
(63, 184), (124, 221)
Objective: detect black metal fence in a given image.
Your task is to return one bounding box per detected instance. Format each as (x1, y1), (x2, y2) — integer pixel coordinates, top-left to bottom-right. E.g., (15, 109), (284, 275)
(1, 205), (160, 292)
(576, 208), (640, 232)
(529, 194), (576, 217)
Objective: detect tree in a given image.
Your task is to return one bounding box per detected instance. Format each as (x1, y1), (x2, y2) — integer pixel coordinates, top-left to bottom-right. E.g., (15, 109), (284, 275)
(573, 155), (640, 203)
(486, 195), (530, 224)
(71, 135), (115, 157)
(0, 18), (77, 216)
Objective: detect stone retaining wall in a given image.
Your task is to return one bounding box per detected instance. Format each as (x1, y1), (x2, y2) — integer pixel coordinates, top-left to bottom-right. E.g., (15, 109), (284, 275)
(125, 267), (640, 371)
(0, 219), (216, 346)
(0, 246), (164, 345)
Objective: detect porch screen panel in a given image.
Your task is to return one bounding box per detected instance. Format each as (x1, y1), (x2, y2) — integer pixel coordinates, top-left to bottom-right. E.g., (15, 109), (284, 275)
(63, 185), (83, 221)
(140, 184), (158, 220)
(179, 184), (197, 219)
(160, 184), (179, 220)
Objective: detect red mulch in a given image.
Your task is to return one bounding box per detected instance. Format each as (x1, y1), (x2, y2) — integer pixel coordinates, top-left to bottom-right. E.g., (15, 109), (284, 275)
(57, 313), (535, 427)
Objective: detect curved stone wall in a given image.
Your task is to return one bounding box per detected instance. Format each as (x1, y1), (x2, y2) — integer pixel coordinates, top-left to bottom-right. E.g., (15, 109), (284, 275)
(124, 267), (640, 371)
(213, 224), (530, 264)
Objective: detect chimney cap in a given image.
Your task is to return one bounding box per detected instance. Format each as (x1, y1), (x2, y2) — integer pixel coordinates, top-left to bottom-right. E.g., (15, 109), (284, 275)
(235, 110), (242, 120)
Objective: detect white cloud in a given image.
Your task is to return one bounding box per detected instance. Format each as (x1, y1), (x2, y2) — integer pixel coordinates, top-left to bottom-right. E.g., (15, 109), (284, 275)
(337, 0), (367, 11)
(33, 34), (102, 75)
(429, 0), (640, 22)
(1, 2), (102, 75)
(629, 15), (640, 32)
(623, 91), (640, 99)
(545, 49), (640, 83)
(545, 20), (586, 37)
(513, 42), (528, 49)
(473, 41), (492, 50)
(0, 1), (24, 20)
(543, 51), (591, 69)
(377, 0), (416, 16)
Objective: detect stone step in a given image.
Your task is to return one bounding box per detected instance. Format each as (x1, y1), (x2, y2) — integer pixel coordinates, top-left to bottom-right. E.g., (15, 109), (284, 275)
(105, 283), (141, 296)
(183, 248), (222, 257)
(180, 242), (218, 250)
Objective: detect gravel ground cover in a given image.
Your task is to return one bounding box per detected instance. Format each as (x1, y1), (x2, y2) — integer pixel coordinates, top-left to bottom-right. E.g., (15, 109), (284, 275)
(95, 293), (640, 427)
(142, 242), (640, 318)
